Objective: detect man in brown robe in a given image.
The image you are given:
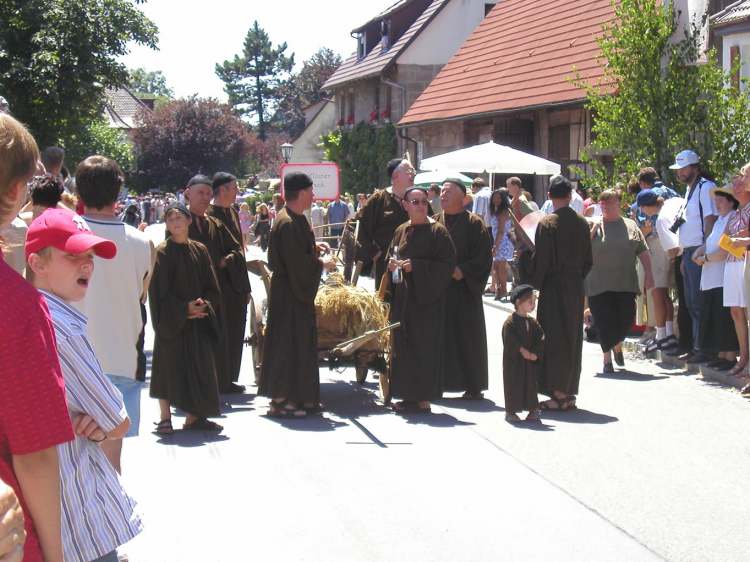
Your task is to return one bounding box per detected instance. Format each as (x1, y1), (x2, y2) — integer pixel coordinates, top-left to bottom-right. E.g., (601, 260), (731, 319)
(435, 178), (493, 399)
(356, 158), (418, 289)
(183, 174), (240, 393)
(208, 172), (252, 392)
(530, 175), (592, 410)
(259, 172), (336, 417)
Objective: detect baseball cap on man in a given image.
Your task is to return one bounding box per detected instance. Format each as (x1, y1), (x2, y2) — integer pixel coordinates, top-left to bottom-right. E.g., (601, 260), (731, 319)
(25, 208), (117, 260)
(636, 189), (660, 207)
(669, 150), (700, 170)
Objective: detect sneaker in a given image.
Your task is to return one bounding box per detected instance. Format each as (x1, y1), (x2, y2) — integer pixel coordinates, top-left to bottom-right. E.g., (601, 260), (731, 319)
(645, 336), (678, 354)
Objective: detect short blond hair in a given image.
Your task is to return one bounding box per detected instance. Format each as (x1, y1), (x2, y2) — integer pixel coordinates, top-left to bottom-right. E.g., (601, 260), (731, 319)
(0, 114), (39, 225)
(598, 188), (622, 203)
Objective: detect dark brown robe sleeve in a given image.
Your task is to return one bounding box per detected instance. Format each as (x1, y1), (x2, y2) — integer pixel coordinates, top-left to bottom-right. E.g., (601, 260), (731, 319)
(529, 318), (545, 359)
(582, 221), (593, 278)
(216, 220), (251, 293)
(197, 243), (223, 340)
(501, 316), (523, 358)
(530, 220), (553, 290)
(409, 225), (457, 306)
(355, 192), (382, 261)
(149, 246), (190, 340)
(279, 219), (323, 304)
(458, 217), (493, 295)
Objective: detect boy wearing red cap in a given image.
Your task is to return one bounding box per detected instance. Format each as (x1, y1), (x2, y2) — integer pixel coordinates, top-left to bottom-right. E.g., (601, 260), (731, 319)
(26, 208), (142, 562)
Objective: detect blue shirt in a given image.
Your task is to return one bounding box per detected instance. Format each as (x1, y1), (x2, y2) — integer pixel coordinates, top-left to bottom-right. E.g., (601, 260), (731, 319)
(327, 200), (349, 226)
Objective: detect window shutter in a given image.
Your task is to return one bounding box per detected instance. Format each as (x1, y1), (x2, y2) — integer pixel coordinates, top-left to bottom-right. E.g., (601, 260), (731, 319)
(731, 45), (741, 91)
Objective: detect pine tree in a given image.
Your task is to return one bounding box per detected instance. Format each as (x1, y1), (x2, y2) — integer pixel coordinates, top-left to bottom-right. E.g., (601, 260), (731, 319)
(215, 21), (294, 140)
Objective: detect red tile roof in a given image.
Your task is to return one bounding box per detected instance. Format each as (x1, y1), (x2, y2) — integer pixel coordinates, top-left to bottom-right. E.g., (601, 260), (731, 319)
(712, 0), (750, 28)
(322, 0), (450, 90)
(399, 0), (616, 126)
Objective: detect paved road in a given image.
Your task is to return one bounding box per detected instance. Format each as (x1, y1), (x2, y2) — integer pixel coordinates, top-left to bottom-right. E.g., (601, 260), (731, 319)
(119, 232), (750, 561)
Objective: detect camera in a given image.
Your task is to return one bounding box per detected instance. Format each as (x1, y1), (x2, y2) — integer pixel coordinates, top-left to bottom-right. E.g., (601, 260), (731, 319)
(669, 215), (685, 234)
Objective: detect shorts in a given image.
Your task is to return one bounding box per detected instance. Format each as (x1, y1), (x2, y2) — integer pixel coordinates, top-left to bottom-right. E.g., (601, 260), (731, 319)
(723, 260), (746, 308)
(648, 236), (673, 289)
(106, 374), (143, 437)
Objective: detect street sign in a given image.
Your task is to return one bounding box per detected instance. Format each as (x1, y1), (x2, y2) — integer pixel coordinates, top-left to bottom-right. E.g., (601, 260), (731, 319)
(280, 163), (340, 201)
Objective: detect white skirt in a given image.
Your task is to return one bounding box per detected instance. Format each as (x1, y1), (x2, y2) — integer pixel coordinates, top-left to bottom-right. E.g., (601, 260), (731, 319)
(723, 260), (746, 308)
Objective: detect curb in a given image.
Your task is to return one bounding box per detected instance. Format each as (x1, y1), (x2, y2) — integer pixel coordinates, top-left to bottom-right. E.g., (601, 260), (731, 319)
(482, 295), (515, 314)
(623, 339), (745, 390)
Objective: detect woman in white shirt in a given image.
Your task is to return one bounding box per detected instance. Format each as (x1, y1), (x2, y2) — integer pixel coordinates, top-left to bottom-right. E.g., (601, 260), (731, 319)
(691, 187), (739, 372)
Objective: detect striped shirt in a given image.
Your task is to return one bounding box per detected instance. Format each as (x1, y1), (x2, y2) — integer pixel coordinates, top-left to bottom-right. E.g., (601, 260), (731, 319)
(40, 291), (142, 562)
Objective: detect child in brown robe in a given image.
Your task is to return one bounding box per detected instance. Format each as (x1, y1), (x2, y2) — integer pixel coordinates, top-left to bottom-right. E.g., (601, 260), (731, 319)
(502, 284), (544, 422)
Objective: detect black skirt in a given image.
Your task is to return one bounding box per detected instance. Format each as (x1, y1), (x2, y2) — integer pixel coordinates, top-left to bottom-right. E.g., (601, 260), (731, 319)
(699, 287), (739, 353)
(588, 291), (636, 353)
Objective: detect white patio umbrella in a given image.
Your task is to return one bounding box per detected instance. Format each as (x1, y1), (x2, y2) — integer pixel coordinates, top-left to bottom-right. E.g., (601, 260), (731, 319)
(413, 170), (473, 188)
(419, 141), (561, 176)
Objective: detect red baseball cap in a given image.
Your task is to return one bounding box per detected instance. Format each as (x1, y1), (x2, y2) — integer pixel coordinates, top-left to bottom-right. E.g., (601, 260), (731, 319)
(25, 209), (117, 260)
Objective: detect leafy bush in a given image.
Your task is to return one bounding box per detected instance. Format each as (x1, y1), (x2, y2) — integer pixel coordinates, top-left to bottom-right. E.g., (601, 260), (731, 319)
(321, 122), (397, 194)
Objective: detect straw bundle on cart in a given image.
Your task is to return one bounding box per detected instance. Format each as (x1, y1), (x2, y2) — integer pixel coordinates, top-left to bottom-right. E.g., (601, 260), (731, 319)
(315, 273), (389, 352)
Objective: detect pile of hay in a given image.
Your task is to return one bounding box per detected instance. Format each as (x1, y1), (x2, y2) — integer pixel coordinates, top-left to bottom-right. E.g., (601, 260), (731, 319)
(315, 273), (389, 350)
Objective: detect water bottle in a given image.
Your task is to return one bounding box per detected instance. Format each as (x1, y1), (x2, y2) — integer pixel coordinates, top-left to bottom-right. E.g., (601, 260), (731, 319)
(391, 246), (403, 284)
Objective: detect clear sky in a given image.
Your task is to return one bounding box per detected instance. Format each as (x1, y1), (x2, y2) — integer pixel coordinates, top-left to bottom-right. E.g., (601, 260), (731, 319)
(121, 0), (394, 100)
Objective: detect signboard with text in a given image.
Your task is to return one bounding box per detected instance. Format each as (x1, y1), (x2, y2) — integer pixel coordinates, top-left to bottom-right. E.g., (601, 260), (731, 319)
(280, 163), (340, 201)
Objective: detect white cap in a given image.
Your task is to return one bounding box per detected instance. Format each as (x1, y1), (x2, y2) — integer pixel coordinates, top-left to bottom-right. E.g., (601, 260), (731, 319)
(669, 150), (700, 170)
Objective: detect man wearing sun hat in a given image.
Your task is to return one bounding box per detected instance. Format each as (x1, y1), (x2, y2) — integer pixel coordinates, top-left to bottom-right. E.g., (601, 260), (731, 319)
(669, 149), (717, 363)
(26, 208), (143, 562)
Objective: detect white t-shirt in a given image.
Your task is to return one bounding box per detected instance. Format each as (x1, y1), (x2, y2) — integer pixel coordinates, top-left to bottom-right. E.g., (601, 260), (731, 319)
(310, 205), (324, 228)
(541, 190), (584, 215)
(701, 213), (730, 291)
(472, 187), (493, 225)
(76, 216), (151, 380)
(678, 177), (717, 248)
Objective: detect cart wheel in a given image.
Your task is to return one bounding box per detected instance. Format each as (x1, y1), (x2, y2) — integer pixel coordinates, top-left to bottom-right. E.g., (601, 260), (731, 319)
(355, 365), (368, 385)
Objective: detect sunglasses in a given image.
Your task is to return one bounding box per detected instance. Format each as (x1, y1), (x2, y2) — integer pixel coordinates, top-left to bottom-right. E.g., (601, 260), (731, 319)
(408, 198), (428, 206)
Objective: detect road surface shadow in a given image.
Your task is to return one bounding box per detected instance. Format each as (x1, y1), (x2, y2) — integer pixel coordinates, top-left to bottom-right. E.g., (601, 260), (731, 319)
(397, 412), (476, 427)
(540, 408), (618, 425)
(219, 393), (256, 415)
(262, 414), (347, 432)
(319, 380), (392, 421)
(434, 397), (505, 413)
(594, 369), (670, 381)
(153, 430), (230, 447)
(506, 419), (555, 432)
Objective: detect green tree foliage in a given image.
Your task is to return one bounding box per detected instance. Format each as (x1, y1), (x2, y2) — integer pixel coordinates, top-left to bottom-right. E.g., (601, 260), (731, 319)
(130, 97), (253, 192)
(576, 0), (750, 189)
(0, 0), (158, 148)
(128, 67), (173, 97)
(64, 120), (135, 174)
(215, 21), (294, 140)
(321, 123), (397, 193)
(272, 48), (342, 138)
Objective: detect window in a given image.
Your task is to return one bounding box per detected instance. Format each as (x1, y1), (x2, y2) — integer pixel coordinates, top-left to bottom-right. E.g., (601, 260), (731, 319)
(357, 33), (367, 60)
(381, 19), (392, 51)
(347, 91), (355, 125)
(372, 85), (381, 123)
